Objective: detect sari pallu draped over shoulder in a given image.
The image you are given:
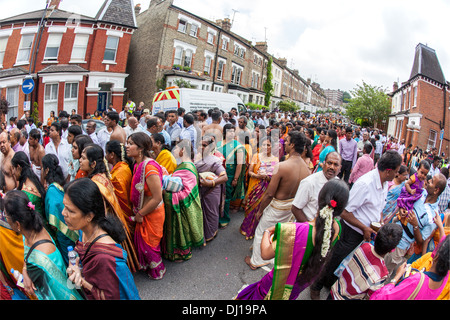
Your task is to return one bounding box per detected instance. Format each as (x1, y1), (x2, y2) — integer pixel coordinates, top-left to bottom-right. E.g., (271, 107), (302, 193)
(110, 161), (134, 231)
(75, 241), (140, 300)
(91, 173), (140, 273)
(45, 183), (78, 265)
(0, 220), (31, 299)
(24, 241), (84, 300)
(130, 159), (166, 280)
(162, 161), (204, 261)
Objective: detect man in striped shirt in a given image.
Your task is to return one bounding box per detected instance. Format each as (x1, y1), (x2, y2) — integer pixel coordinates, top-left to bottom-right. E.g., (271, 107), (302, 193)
(330, 223), (403, 300)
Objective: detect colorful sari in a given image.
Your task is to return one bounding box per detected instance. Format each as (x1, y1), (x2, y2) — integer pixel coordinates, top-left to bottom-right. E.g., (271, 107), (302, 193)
(195, 155), (226, 241)
(162, 161), (204, 261)
(236, 221), (341, 300)
(240, 153), (279, 239)
(75, 241), (140, 300)
(45, 183), (79, 266)
(156, 149), (177, 174)
(110, 161), (134, 232)
(91, 173), (140, 273)
(0, 219), (30, 300)
(217, 139), (247, 228)
(131, 159), (166, 280)
(24, 238), (84, 300)
(382, 181), (405, 224)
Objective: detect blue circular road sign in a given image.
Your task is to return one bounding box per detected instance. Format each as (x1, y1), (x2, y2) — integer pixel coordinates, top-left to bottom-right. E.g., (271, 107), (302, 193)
(22, 78), (35, 95)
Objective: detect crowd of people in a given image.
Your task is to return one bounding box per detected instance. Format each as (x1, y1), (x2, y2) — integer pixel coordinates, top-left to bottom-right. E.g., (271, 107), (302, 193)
(0, 100), (448, 301)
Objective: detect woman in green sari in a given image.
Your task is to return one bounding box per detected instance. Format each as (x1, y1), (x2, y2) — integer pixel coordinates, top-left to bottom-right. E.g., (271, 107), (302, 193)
(3, 190), (83, 300)
(217, 124), (247, 228)
(42, 154), (79, 266)
(162, 141), (204, 261)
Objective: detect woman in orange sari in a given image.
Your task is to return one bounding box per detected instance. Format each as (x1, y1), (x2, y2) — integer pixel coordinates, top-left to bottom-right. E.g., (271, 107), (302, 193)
(79, 143), (140, 273)
(106, 140), (134, 233)
(127, 132), (166, 280)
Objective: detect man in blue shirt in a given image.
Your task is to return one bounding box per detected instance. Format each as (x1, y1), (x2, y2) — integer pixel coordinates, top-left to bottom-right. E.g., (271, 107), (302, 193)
(384, 172), (447, 280)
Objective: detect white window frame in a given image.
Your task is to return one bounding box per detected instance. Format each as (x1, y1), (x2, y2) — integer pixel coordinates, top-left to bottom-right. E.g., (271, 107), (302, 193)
(184, 49), (193, 68)
(64, 82), (78, 100)
(207, 32), (214, 44)
(44, 33), (63, 61)
(231, 65), (243, 85)
(427, 130), (437, 150)
(222, 38), (228, 50)
(0, 36), (9, 67)
(6, 86), (19, 118)
(413, 86), (418, 107)
(70, 34), (89, 62)
(204, 55), (211, 74)
(178, 19), (187, 33)
(189, 24), (198, 37)
(173, 46), (183, 66)
(16, 34), (34, 64)
(217, 59), (225, 80)
(103, 36), (119, 62)
(45, 83), (59, 102)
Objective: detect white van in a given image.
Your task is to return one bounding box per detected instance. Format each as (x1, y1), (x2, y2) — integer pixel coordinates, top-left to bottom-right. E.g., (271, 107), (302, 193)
(151, 87), (247, 115)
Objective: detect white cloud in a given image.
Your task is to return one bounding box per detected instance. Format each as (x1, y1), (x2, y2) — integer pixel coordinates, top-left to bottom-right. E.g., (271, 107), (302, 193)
(1, 0), (449, 93)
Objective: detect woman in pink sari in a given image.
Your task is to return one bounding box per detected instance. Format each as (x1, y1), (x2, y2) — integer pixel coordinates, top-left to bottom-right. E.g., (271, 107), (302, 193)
(126, 132), (166, 280)
(370, 236), (449, 300)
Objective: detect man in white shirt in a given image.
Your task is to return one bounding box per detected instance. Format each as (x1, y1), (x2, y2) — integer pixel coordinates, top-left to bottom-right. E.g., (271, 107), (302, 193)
(397, 138), (406, 155)
(124, 116), (142, 138)
(310, 150), (402, 299)
(97, 125), (112, 152)
(85, 120), (100, 146)
(44, 122), (71, 180)
(291, 152), (341, 222)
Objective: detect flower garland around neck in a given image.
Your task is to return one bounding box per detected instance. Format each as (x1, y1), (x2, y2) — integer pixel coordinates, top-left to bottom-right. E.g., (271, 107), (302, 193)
(319, 199), (336, 258)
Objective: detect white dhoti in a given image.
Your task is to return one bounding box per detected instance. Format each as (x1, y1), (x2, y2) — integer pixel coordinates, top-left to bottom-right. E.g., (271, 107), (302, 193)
(249, 198), (294, 267)
(32, 163), (41, 181)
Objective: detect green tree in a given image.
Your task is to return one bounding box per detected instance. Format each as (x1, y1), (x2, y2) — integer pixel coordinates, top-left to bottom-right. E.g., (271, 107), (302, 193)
(342, 91), (351, 103)
(345, 81), (391, 128)
(263, 57), (274, 108)
(278, 100), (298, 112)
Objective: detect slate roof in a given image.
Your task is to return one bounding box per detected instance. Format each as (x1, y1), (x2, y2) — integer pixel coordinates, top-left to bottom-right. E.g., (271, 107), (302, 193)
(0, 9), (95, 24)
(96, 0), (137, 29)
(0, 67), (29, 79)
(409, 43), (446, 84)
(38, 64), (89, 74)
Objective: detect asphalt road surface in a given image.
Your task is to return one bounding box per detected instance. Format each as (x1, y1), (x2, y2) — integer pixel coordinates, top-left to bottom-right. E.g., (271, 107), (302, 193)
(133, 208), (330, 301)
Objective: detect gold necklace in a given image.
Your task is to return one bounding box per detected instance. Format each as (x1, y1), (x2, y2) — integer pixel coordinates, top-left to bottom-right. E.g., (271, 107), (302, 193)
(83, 226), (99, 247)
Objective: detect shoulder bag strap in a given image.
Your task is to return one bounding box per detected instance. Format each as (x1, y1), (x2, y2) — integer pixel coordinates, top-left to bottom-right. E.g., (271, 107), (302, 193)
(25, 239), (54, 263)
(81, 234), (109, 263)
(407, 272), (425, 300)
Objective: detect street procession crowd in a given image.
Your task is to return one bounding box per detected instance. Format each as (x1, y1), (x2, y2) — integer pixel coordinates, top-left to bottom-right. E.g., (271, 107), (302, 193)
(0, 99), (448, 301)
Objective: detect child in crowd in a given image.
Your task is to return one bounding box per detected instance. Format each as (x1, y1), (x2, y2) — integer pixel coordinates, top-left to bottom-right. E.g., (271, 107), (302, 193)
(396, 160), (430, 225)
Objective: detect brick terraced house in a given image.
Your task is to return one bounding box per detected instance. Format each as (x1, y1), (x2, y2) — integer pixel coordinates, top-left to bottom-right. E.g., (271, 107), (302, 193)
(387, 43), (449, 154)
(0, 0), (137, 123)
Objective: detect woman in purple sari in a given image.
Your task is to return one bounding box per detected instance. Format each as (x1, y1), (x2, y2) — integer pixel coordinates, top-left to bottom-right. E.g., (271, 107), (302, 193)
(235, 179), (349, 300)
(194, 135), (228, 242)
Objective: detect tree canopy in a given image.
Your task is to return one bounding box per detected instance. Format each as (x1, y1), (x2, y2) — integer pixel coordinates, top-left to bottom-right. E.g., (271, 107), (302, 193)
(345, 81), (391, 128)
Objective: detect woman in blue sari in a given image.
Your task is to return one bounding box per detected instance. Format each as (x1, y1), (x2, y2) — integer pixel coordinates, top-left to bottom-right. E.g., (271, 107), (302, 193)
(316, 130), (337, 172)
(382, 165), (409, 224)
(217, 124), (247, 228)
(3, 190), (83, 300)
(42, 154), (79, 266)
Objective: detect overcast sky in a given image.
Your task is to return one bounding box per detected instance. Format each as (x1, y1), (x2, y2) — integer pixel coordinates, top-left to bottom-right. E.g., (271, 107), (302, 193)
(1, 0), (449, 93)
